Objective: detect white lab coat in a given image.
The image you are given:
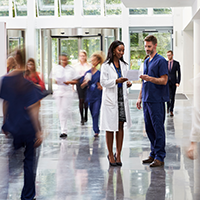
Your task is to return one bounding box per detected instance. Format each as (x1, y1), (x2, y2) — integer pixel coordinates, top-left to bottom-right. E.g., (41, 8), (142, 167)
(100, 60), (131, 132)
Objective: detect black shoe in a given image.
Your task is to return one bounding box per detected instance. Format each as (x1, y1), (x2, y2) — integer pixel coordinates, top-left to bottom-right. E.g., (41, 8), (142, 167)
(107, 155), (117, 166)
(81, 120), (84, 125)
(114, 153), (122, 166)
(60, 133), (67, 138)
(94, 133), (99, 137)
(84, 118), (88, 123)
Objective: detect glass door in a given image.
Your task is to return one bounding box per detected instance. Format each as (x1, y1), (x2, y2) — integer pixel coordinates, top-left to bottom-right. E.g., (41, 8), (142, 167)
(129, 27), (173, 82)
(51, 35), (102, 91)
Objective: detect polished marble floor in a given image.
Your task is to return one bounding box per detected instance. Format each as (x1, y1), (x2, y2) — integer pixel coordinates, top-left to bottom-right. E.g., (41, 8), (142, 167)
(0, 92), (200, 200)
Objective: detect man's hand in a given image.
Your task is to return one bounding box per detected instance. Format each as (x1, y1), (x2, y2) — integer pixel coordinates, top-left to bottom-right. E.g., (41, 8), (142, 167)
(136, 98), (142, 110)
(176, 83), (179, 87)
(34, 131), (43, 148)
(139, 75), (151, 82)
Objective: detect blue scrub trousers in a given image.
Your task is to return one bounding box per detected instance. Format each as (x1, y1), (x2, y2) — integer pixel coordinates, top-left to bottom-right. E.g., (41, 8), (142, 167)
(89, 99), (101, 134)
(143, 102), (166, 162)
(11, 126), (37, 200)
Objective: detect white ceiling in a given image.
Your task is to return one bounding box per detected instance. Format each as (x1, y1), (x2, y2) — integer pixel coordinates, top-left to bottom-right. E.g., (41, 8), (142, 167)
(122, 0), (195, 8)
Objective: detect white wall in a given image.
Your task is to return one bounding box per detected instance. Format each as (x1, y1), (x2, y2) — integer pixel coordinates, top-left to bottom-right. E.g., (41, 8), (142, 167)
(173, 8), (184, 93)
(0, 22), (7, 116)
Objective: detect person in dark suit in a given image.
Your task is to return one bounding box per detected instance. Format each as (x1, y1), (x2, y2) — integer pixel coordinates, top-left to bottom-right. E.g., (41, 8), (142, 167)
(166, 50), (181, 117)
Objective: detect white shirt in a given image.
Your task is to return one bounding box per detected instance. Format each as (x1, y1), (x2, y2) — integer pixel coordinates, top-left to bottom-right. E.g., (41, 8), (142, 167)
(51, 64), (78, 96)
(74, 62), (91, 77)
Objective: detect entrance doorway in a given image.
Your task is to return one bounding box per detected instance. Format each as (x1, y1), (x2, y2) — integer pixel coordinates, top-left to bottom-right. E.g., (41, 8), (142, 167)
(41, 28), (117, 92)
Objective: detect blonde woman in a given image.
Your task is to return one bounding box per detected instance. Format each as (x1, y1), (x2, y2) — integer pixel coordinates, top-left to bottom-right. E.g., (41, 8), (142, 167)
(75, 50), (91, 125)
(7, 56), (17, 73)
(81, 52), (105, 137)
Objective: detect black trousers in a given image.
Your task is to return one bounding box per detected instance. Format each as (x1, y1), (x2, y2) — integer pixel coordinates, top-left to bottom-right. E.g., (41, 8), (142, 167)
(167, 83), (177, 112)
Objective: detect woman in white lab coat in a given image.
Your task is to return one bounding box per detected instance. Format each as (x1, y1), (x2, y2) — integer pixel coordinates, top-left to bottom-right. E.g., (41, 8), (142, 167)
(100, 40), (132, 166)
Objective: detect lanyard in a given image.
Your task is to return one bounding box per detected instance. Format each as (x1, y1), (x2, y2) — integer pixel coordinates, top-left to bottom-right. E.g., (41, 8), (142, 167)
(113, 62), (122, 78)
(113, 62), (122, 88)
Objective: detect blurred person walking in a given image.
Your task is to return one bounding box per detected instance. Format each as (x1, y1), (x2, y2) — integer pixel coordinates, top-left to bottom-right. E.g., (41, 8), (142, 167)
(7, 56), (17, 73)
(74, 50), (91, 125)
(136, 35), (169, 167)
(166, 50), (181, 117)
(100, 40), (132, 166)
(81, 52), (104, 137)
(1, 51), (45, 200)
(51, 53), (78, 138)
(25, 58), (46, 91)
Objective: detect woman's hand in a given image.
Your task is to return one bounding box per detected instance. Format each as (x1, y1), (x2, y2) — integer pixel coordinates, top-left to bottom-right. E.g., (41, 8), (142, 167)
(127, 81), (132, 88)
(81, 80), (88, 89)
(64, 81), (69, 85)
(187, 142), (197, 160)
(97, 82), (102, 90)
(116, 77), (128, 84)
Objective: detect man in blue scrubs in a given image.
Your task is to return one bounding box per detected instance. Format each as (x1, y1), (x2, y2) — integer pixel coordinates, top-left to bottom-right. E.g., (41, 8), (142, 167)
(136, 35), (169, 167)
(0, 53), (45, 200)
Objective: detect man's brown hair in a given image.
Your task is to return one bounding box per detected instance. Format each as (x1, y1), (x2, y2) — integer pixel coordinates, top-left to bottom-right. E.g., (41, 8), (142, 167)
(167, 50), (173, 55)
(144, 35), (157, 45)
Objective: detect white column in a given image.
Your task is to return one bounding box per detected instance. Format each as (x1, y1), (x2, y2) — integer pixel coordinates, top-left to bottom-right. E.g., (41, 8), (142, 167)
(0, 22), (7, 75)
(0, 22), (7, 116)
(55, 0), (58, 17)
(193, 19), (200, 107)
(121, 3), (130, 66)
(74, 0), (82, 26)
(9, 0), (13, 18)
(182, 30), (193, 95)
(26, 0), (36, 60)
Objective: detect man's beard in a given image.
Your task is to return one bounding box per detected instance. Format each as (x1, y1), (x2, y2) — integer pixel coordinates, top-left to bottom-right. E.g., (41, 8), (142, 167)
(146, 49), (154, 55)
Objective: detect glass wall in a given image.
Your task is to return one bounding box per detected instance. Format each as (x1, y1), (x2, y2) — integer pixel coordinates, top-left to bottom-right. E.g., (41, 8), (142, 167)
(83, 0), (122, 16)
(36, 29), (41, 72)
(61, 38), (79, 63)
(83, 0), (101, 15)
(37, 0), (55, 16)
(129, 28), (172, 72)
(129, 8), (148, 15)
(129, 7), (172, 15)
(15, 0), (27, 16)
(82, 37), (101, 58)
(60, 0), (74, 16)
(0, 0), (9, 17)
(105, 0), (121, 15)
(153, 8), (172, 14)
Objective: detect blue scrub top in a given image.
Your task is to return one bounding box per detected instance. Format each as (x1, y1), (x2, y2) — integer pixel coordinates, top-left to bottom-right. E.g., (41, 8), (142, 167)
(142, 53), (169, 103)
(0, 72), (46, 143)
(83, 69), (102, 103)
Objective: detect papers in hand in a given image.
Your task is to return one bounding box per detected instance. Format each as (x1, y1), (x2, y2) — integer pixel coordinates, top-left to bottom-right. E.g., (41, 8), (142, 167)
(84, 72), (92, 82)
(124, 70), (143, 81)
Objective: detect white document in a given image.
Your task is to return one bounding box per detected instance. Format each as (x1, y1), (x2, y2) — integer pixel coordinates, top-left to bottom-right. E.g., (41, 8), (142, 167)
(124, 70), (143, 81)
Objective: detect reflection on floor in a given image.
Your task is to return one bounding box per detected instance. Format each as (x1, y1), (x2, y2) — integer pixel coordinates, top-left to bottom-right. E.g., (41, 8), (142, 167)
(0, 94), (200, 200)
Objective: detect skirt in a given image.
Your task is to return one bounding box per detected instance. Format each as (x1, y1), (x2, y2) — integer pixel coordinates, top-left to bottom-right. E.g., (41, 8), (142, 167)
(118, 87), (126, 122)
(76, 78), (87, 99)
